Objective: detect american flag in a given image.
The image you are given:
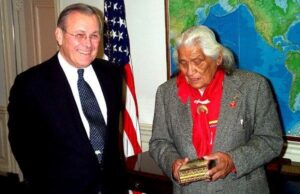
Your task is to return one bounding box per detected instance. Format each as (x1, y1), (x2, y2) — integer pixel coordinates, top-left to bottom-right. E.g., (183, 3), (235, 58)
(103, 0), (142, 160)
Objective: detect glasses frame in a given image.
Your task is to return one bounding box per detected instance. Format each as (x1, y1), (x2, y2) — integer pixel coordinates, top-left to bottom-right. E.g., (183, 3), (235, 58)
(62, 29), (100, 42)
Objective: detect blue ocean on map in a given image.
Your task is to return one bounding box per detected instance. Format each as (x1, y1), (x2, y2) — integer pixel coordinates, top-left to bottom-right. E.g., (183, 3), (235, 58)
(170, 3), (300, 136)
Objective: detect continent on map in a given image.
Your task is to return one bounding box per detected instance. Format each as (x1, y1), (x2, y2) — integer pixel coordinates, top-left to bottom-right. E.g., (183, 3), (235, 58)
(168, 0), (300, 136)
(286, 52), (300, 112)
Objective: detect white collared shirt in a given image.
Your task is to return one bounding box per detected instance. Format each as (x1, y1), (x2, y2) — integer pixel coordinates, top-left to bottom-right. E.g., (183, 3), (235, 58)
(58, 52), (107, 138)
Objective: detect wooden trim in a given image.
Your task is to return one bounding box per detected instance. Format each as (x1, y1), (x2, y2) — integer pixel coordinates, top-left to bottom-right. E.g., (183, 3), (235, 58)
(164, 0), (170, 79)
(283, 140), (300, 163)
(285, 136), (300, 142)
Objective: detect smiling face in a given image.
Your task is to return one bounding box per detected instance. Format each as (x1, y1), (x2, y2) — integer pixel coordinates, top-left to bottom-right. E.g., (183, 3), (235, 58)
(55, 11), (100, 68)
(178, 44), (222, 90)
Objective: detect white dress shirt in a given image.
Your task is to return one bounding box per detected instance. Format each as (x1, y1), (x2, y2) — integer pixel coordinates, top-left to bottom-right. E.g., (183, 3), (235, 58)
(58, 52), (107, 138)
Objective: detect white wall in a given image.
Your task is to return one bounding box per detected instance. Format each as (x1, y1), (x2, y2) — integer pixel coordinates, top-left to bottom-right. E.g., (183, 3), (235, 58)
(59, 0), (104, 11)
(124, 0), (167, 124)
(0, 21), (6, 106)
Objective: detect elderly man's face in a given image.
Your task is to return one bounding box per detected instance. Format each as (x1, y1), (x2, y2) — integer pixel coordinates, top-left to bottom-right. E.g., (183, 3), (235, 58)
(55, 11), (100, 68)
(178, 44), (221, 90)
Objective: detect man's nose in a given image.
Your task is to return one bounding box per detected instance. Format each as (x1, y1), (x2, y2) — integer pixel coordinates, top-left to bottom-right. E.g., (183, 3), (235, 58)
(82, 36), (93, 46)
(187, 63), (196, 75)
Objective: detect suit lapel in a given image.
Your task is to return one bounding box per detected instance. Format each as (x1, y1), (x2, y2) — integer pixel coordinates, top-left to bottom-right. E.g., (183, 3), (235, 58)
(91, 61), (117, 129)
(175, 86), (198, 158)
(46, 55), (94, 151)
(214, 74), (243, 151)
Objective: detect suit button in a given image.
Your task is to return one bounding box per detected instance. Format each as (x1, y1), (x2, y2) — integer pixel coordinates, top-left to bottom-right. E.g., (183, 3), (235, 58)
(134, 182), (140, 189)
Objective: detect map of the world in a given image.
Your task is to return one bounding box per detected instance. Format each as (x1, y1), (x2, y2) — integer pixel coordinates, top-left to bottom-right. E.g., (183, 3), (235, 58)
(169, 0), (300, 136)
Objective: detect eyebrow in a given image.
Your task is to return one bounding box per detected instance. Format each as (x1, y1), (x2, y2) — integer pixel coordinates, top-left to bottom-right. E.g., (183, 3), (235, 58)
(190, 54), (205, 60)
(73, 29), (100, 34)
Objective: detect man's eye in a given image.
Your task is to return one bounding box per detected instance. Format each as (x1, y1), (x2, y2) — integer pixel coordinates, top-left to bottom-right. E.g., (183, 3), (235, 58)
(179, 60), (187, 66)
(193, 59), (202, 65)
(90, 34), (100, 40)
(75, 34), (86, 39)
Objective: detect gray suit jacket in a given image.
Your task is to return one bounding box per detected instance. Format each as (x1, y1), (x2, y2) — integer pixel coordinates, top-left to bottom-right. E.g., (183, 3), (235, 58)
(149, 70), (283, 194)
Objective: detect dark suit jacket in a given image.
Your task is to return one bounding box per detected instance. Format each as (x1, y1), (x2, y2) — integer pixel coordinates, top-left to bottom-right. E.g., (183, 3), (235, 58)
(8, 54), (126, 194)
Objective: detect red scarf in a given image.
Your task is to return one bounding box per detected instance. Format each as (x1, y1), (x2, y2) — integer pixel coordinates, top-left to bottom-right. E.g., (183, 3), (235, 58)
(176, 69), (224, 157)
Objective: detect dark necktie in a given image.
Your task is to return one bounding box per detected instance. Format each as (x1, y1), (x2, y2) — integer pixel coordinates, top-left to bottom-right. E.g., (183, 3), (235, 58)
(77, 69), (106, 163)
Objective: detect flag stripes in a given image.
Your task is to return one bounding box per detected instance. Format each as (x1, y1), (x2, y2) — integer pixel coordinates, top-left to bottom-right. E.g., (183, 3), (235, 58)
(103, 0), (142, 159)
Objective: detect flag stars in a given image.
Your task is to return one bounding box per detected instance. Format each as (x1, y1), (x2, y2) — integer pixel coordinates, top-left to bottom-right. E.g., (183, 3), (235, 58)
(118, 17), (125, 27)
(108, 30), (124, 41)
(113, 45), (117, 52)
(110, 17), (116, 26)
(110, 30), (118, 39)
(118, 46), (123, 52)
(105, 43), (111, 50)
(104, 0), (141, 156)
(104, 1), (111, 10)
(124, 47), (129, 56)
(118, 32), (123, 41)
(104, 1), (131, 63)
(104, 29), (110, 37)
(113, 3), (119, 10)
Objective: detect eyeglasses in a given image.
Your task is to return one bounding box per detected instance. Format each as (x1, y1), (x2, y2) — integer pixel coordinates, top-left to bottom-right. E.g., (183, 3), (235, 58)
(63, 30), (100, 42)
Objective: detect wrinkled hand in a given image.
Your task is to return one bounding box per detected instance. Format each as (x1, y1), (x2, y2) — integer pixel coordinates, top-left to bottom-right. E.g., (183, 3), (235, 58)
(172, 157), (189, 181)
(204, 152), (234, 181)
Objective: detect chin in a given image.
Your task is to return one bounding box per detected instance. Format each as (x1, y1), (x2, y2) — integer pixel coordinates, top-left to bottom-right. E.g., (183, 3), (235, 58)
(78, 59), (93, 65)
(193, 83), (207, 89)
(190, 84), (200, 89)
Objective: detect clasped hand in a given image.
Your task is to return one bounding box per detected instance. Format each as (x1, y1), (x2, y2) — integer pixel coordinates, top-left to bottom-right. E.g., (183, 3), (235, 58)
(172, 152), (234, 183)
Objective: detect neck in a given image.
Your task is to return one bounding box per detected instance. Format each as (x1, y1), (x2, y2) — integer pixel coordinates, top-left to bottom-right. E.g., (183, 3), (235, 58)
(199, 88), (205, 96)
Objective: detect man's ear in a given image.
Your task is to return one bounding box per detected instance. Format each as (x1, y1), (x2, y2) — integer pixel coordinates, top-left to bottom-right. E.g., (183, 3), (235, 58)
(55, 27), (63, 46)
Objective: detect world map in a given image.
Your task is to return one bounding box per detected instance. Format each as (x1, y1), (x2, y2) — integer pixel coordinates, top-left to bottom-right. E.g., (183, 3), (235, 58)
(169, 0), (300, 136)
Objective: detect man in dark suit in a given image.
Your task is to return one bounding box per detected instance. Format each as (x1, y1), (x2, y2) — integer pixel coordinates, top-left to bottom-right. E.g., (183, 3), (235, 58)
(8, 3), (126, 194)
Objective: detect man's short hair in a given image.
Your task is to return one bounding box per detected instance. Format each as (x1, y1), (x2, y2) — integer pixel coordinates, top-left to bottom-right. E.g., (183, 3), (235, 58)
(57, 3), (102, 31)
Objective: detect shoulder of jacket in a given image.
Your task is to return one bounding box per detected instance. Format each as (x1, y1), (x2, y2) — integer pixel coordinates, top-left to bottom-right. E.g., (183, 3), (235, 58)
(158, 77), (177, 91)
(230, 69), (266, 84)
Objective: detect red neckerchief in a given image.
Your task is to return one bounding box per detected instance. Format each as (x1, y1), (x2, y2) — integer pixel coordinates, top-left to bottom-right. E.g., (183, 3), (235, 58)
(176, 69), (224, 157)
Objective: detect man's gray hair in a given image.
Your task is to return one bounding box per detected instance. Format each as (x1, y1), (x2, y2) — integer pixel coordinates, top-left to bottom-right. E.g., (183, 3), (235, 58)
(173, 25), (236, 74)
(57, 3), (103, 31)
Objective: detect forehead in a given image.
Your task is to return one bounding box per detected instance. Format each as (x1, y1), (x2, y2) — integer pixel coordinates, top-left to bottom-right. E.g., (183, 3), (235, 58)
(178, 44), (205, 58)
(65, 11), (100, 30)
